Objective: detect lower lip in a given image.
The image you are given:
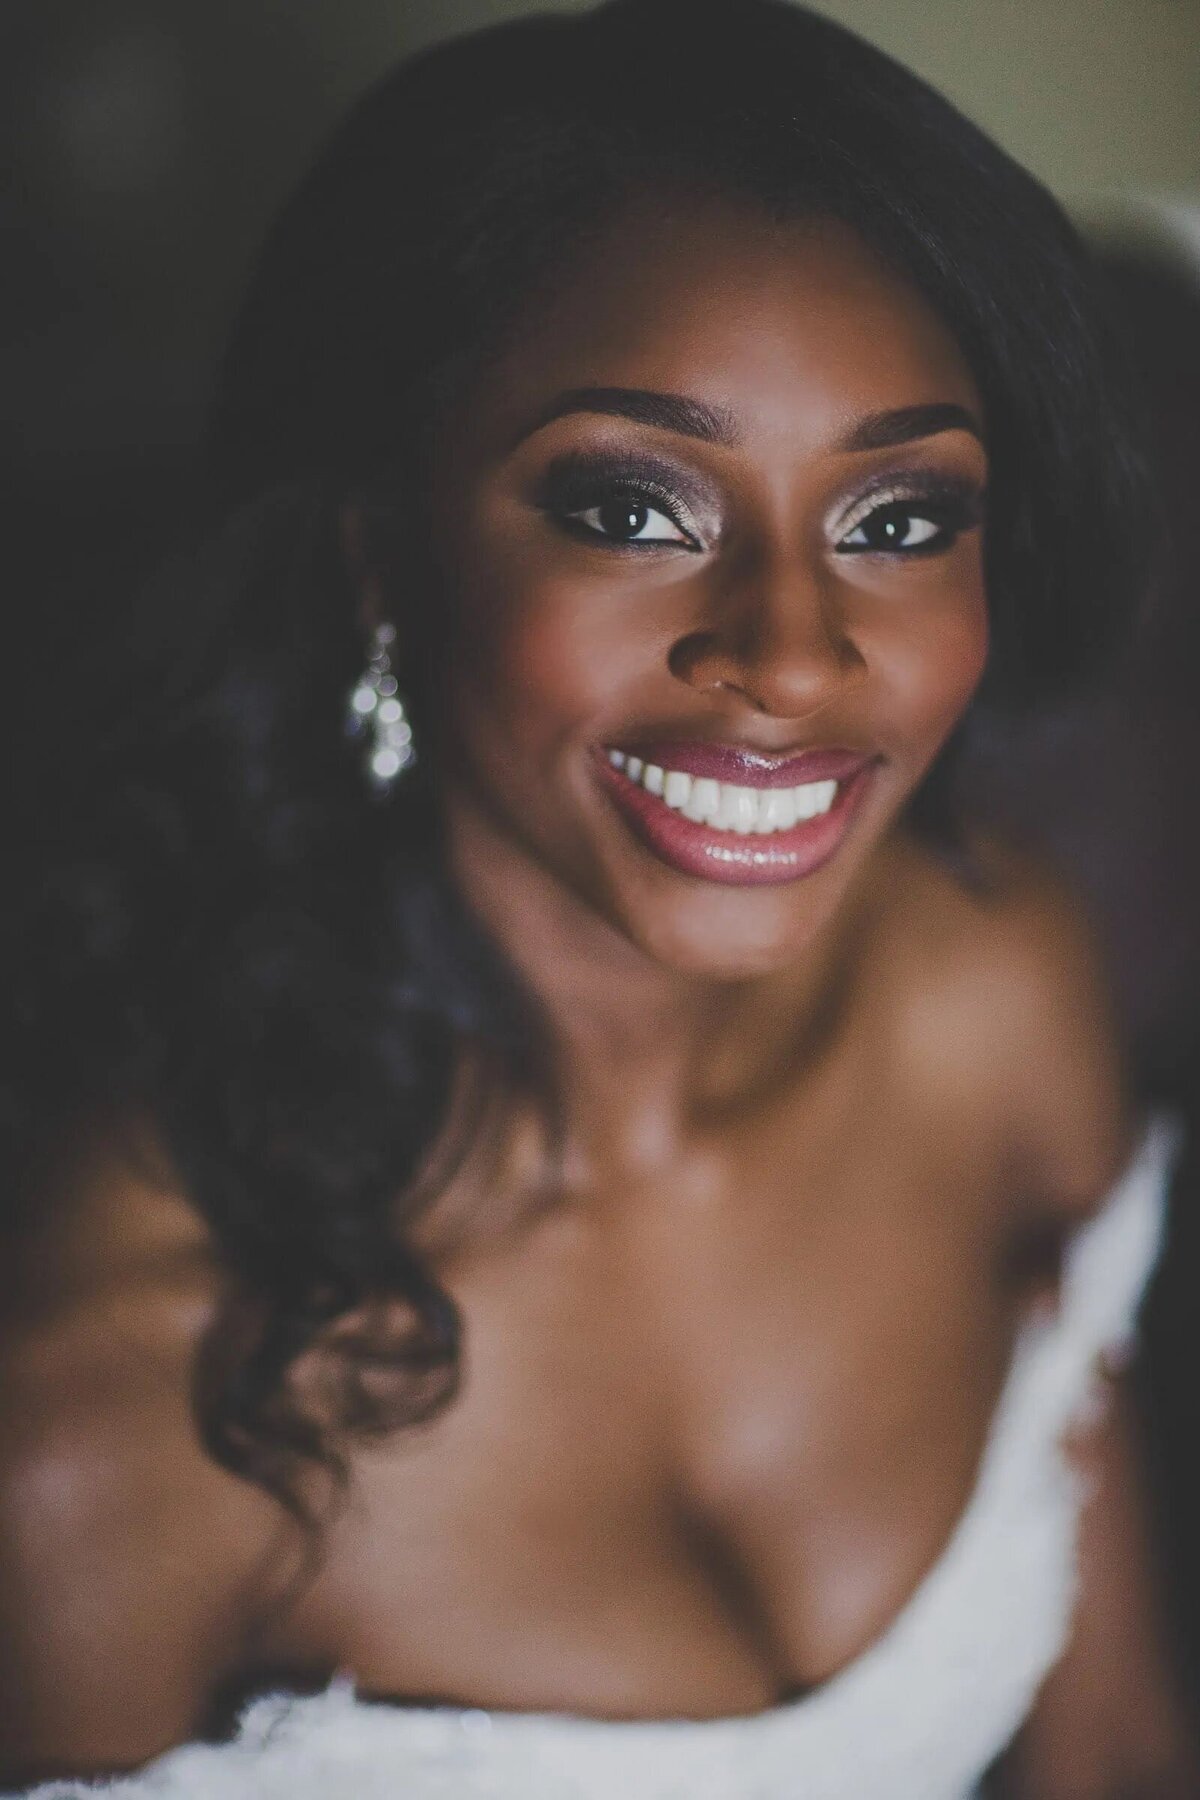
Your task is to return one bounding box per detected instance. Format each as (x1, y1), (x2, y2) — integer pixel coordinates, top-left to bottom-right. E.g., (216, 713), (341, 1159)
(594, 755), (878, 887)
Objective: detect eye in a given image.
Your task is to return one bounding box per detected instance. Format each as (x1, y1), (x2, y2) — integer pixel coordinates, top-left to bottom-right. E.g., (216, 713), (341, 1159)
(833, 476), (983, 558)
(837, 500), (957, 555)
(532, 450), (708, 553)
(566, 491), (694, 547)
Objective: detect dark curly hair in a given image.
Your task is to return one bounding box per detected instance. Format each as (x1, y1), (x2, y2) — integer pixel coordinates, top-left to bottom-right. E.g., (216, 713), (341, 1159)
(4, 0), (1150, 1519)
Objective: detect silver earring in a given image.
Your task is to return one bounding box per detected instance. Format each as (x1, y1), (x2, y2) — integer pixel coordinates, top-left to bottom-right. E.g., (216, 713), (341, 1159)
(346, 621), (416, 791)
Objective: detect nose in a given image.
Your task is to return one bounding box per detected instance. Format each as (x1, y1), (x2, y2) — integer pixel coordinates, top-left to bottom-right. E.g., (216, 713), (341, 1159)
(667, 550), (867, 721)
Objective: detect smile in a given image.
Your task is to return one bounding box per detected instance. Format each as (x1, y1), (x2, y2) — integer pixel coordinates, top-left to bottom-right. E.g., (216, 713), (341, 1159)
(595, 743), (878, 887)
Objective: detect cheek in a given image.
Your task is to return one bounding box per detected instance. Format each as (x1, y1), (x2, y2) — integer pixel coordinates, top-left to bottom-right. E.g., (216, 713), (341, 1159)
(854, 577), (989, 765)
(446, 550), (653, 760)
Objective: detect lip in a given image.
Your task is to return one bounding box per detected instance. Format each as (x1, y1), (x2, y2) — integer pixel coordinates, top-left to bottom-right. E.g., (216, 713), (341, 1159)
(606, 742), (872, 788)
(593, 745), (880, 887)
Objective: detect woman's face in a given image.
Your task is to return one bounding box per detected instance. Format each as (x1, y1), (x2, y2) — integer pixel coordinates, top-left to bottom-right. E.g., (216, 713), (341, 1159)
(421, 193), (989, 977)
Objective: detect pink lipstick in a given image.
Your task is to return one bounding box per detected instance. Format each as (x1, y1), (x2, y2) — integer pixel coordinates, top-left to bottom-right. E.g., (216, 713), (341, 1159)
(593, 742), (878, 886)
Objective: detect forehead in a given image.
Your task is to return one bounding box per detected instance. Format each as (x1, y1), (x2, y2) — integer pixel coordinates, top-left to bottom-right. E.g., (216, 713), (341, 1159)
(460, 191), (981, 454)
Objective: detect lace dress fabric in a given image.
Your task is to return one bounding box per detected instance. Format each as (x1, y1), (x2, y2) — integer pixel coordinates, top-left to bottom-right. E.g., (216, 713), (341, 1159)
(18, 1120), (1175, 1800)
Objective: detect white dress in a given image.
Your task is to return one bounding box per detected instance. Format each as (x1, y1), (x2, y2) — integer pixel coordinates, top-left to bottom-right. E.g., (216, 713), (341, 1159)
(16, 1119), (1176, 1800)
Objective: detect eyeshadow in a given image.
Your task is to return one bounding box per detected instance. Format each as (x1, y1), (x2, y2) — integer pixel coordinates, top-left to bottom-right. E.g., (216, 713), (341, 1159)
(530, 448), (721, 525)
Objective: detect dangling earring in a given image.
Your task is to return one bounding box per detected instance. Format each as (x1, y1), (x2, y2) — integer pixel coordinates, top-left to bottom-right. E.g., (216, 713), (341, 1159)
(346, 621), (416, 791)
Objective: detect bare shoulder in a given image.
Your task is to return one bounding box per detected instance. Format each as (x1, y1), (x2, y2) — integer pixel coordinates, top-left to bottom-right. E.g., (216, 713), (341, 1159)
(0, 1119), (283, 1785)
(875, 829), (1131, 1213)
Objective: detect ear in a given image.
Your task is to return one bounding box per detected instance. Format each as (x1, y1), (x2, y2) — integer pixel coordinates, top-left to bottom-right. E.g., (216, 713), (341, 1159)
(338, 499), (389, 636)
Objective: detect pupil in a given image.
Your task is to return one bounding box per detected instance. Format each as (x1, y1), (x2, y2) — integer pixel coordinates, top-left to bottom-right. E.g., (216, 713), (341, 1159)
(871, 507), (907, 546)
(601, 498), (649, 539)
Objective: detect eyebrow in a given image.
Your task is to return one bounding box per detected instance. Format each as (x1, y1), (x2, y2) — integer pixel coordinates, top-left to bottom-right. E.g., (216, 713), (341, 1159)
(515, 386), (739, 448)
(514, 387), (983, 453)
(840, 402), (984, 452)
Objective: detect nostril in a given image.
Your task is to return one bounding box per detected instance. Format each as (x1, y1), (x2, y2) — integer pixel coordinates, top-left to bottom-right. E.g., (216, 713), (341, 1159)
(666, 630), (731, 691)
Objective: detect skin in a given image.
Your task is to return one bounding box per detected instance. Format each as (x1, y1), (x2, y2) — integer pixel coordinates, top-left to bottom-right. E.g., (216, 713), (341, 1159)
(0, 195), (1194, 1793)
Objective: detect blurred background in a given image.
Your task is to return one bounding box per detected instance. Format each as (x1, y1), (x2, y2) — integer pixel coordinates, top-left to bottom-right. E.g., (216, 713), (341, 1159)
(4, 0), (1200, 1706)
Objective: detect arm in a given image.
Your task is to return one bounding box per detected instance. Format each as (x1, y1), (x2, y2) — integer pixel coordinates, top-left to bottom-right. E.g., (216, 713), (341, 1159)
(0, 1364), (276, 1791)
(989, 1374), (1198, 1799)
(0, 1186), (284, 1789)
(958, 848), (1198, 1794)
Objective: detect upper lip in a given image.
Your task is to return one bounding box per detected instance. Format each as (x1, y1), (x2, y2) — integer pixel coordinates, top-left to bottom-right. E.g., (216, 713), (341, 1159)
(603, 741), (876, 789)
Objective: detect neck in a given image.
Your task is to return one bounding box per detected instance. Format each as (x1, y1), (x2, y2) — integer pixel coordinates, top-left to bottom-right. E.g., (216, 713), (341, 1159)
(444, 796), (879, 1191)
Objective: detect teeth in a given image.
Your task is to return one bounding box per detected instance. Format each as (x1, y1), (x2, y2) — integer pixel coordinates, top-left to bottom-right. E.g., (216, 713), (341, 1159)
(663, 770), (691, 810)
(715, 785), (759, 834)
(755, 788), (797, 834)
(683, 776), (720, 823)
(608, 750), (842, 833)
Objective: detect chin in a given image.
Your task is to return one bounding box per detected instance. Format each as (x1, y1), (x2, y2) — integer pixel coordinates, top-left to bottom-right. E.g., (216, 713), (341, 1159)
(610, 876), (851, 982)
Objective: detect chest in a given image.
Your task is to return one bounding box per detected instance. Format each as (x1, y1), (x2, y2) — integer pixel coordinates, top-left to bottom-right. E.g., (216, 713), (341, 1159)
(258, 1118), (1033, 1713)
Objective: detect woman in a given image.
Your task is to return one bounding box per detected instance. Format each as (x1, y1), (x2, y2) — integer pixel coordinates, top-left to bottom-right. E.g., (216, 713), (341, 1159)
(1, 2), (1194, 1793)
